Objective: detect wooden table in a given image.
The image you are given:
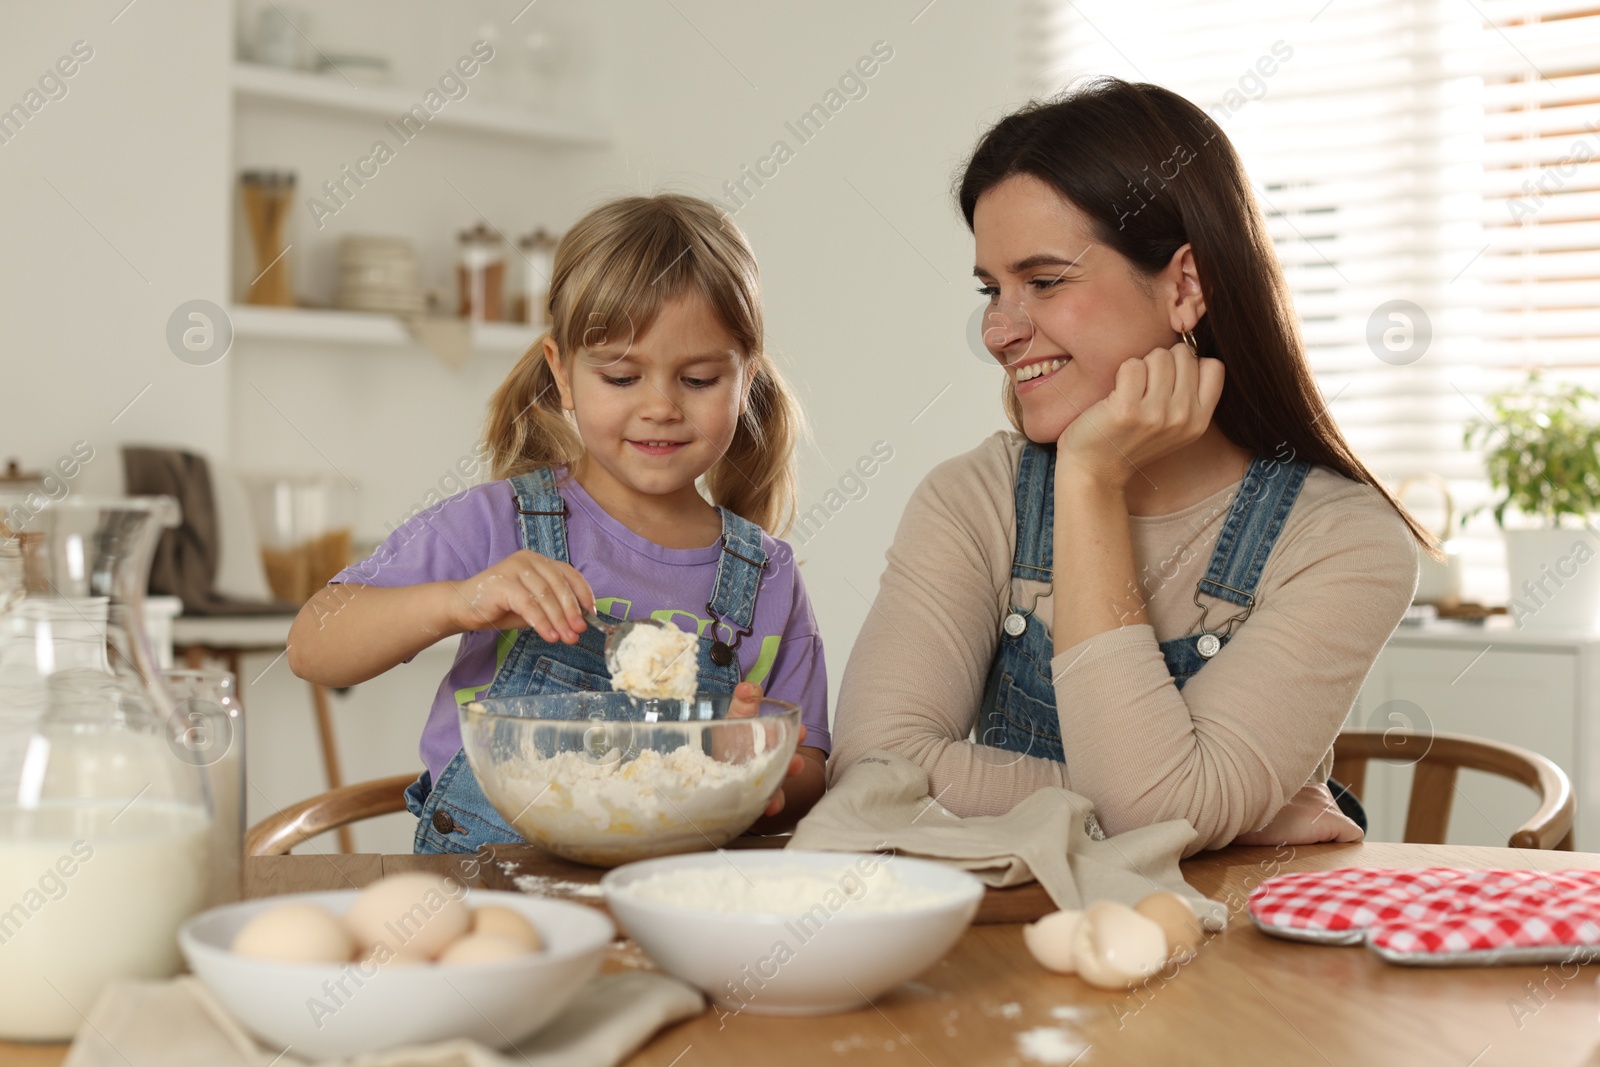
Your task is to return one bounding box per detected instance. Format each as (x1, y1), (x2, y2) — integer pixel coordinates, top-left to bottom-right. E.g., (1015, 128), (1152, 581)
(10, 841), (1600, 1066)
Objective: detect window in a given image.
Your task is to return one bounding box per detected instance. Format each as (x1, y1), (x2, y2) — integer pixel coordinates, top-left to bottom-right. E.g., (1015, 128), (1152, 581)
(1032, 0), (1600, 604)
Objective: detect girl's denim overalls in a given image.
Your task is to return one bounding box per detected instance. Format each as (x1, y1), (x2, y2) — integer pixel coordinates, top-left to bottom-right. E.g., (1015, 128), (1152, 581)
(403, 467), (769, 854)
(976, 443), (1366, 830)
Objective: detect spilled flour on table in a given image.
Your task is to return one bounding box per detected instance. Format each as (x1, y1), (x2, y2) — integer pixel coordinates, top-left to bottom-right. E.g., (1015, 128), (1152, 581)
(606, 939), (657, 971)
(830, 1034), (902, 1055)
(498, 863), (605, 899)
(1016, 1026), (1089, 1064)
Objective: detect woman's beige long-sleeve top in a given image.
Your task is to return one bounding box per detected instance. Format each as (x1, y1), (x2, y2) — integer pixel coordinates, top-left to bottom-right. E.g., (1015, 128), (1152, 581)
(828, 431), (1419, 854)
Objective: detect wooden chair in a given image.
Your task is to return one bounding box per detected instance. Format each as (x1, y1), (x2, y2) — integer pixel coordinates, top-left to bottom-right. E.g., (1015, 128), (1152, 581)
(246, 773), (416, 856)
(1333, 729), (1574, 850)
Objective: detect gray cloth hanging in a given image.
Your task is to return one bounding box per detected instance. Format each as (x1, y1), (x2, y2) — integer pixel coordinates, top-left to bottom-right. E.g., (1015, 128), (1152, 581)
(121, 447), (293, 616)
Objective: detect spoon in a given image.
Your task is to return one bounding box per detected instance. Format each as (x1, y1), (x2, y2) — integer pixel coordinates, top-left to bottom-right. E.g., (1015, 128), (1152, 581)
(582, 607), (667, 676)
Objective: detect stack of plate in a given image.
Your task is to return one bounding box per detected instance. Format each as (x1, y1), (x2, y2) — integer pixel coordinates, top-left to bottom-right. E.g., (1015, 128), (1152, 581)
(336, 235), (424, 315)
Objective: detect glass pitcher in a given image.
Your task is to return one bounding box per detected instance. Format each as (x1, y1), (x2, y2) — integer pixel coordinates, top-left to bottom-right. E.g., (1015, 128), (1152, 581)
(164, 667), (244, 905)
(0, 495), (215, 1042)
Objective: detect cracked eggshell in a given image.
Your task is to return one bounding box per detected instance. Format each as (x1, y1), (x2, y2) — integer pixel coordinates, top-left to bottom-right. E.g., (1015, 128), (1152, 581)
(1071, 901), (1168, 989)
(1023, 910), (1083, 974)
(344, 874), (471, 961)
(1135, 891), (1204, 962)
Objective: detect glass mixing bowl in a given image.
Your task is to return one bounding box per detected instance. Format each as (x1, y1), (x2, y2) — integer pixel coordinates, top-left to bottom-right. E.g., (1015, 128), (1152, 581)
(459, 693), (801, 867)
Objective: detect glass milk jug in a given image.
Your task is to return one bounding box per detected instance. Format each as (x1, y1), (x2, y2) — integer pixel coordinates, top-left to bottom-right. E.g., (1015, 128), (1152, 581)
(0, 495), (216, 1042)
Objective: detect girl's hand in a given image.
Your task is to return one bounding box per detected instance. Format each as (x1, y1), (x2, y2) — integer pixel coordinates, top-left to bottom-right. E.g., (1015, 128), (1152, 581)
(446, 550), (595, 644)
(726, 681), (808, 818)
(1056, 341), (1225, 491)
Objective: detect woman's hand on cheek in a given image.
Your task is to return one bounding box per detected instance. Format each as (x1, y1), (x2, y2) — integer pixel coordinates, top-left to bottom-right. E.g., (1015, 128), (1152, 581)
(1055, 342), (1225, 490)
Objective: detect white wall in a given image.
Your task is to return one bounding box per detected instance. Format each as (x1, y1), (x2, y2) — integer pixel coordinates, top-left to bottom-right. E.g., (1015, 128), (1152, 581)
(0, 0), (232, 494)
(585, 0), (1024, 718)
(227, 0), (604, 538)
(2, 0), (1030, 852)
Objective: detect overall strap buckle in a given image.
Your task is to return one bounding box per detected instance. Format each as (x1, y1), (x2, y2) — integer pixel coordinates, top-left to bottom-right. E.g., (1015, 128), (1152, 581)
(1186, 454), (1310, 654)
(705, 516), (770, 667)
(507, 467), (571, 562)
(1002, 444), (1056, 639)
(1191, 581), (1256, 638)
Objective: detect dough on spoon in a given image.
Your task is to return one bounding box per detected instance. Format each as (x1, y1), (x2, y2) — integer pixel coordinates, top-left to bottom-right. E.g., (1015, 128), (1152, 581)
(609, 623), (698, 701)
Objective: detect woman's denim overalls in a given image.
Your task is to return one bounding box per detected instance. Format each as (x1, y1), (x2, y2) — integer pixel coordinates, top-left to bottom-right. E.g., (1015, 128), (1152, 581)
(976, 443), (1365, 830)
(403, 467), (769, 854)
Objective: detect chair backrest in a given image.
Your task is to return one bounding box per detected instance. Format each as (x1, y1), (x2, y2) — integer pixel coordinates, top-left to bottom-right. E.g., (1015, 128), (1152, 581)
(1332, 729), (1574, 850)
(246, 774), (417, 856)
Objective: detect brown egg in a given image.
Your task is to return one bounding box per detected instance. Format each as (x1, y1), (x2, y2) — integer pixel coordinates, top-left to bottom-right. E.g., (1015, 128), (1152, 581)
(1134, 891), (1204, 962)
(1070, 901), (1168, 990)
(1022, 910), (1082, 974)
(438, 933), (531, 965)
(471, 905), (544, 953)
(344, 874), (470, 961)
(232, 903), (353, 963)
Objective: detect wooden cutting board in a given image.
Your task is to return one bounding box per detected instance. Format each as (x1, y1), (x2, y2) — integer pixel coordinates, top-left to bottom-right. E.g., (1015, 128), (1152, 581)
(478, 840), (1057, 925)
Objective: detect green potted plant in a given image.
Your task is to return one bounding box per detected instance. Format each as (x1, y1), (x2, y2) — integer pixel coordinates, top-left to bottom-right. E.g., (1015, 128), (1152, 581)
(1464, 373), (1600, 630)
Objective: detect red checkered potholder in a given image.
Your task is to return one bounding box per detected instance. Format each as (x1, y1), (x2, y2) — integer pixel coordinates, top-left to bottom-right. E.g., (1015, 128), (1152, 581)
(1248, 868), (1600, 965)
(1245, 867), (1461, 943)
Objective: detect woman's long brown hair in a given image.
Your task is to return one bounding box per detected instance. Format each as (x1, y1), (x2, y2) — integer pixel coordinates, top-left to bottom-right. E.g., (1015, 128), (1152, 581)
(483, 194), (801, 535)
(958, 77), (1438, 556)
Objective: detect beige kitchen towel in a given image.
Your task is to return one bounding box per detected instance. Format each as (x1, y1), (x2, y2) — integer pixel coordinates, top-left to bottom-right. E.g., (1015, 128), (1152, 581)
(789, 749), (1227, 929)
(65, 972), (703, 1067)
(402, 314), (472, 370)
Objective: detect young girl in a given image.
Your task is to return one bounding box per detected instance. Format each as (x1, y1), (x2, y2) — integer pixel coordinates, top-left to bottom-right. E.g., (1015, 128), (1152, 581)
(287, 194), (829, 854)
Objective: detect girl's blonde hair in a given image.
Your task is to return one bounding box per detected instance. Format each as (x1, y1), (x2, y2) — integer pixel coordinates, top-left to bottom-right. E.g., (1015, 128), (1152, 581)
(484, 194), (802, 535)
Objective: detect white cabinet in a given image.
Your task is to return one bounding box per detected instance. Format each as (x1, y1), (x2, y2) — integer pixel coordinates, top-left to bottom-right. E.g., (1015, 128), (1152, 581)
(1350, 622), (1600, 851)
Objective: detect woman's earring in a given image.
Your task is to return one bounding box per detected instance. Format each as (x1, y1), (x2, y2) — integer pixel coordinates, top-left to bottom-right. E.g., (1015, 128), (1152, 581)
(1180, 328), (1199, 352)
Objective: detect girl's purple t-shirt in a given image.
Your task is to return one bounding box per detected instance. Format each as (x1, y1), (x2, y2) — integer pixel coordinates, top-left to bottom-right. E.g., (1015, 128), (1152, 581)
(332, 473), (829, 781)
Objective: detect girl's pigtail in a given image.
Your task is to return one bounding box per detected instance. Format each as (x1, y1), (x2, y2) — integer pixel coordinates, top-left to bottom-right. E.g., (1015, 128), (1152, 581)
(484, 337), (582, 482)
(707, 352), (802, 536)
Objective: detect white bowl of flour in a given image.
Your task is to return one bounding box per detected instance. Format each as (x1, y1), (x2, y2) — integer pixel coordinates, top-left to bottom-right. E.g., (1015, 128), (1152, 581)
(460, 693), (801, 867)
(602, 849), (983, 1014)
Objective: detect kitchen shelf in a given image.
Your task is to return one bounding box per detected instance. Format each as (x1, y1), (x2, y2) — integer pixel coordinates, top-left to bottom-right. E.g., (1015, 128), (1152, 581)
(231, 62), (610, 147)
(230, 305), (539, 354)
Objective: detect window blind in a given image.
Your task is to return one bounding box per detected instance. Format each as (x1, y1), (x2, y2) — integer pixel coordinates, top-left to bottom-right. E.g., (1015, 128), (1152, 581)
(1029, 0), (1600, 605)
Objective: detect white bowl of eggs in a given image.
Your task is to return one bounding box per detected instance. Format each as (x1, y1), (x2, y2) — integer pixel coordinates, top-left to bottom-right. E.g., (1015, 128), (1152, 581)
(601, 849), (983, 1015)
(178, 874), (613, 1059)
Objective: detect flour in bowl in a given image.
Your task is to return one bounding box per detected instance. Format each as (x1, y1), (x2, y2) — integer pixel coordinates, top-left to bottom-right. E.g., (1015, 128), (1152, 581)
(473, 721), (788, 867)
(609, 624), (698, 702)
(613, 864), (964, 914)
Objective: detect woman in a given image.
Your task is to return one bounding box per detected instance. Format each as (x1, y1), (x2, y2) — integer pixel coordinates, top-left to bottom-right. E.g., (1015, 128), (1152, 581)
(828, 78), (1428, 855)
